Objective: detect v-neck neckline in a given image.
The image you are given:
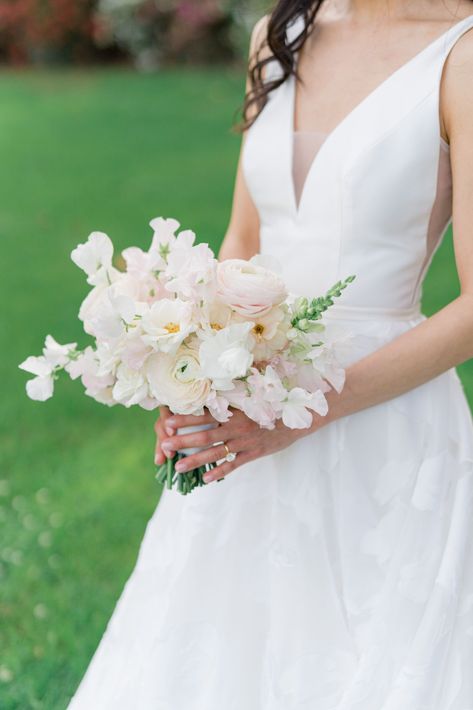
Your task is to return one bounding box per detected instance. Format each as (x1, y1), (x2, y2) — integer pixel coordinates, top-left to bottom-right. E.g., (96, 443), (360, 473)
(288, 13), (473, 218)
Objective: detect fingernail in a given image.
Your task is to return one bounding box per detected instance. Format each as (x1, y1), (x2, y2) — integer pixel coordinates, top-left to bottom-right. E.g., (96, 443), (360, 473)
(165, 425), (175, 436)
(175, 461), (186, 473)
(154, 453), (161, 465)
(167, 418), (176, 427)
(203, 473), (213, 483)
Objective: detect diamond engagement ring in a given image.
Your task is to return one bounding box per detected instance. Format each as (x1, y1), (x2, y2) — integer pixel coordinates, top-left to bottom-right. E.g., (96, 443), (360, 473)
(223, 442), (237, 463)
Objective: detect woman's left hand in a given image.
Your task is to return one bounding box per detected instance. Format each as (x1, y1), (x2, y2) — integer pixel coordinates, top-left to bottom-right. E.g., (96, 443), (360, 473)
(156, 409), (311, 483)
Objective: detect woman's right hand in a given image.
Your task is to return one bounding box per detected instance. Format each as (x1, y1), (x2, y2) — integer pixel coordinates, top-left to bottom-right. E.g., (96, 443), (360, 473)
(154, 406), (176, 465)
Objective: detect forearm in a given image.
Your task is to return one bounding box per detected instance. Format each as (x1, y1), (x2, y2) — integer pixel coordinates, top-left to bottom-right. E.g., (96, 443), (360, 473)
(313, 293), (473, 430)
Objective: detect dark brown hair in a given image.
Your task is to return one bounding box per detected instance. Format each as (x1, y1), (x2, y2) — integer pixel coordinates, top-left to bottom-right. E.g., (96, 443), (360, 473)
(233, 1), (324, 133)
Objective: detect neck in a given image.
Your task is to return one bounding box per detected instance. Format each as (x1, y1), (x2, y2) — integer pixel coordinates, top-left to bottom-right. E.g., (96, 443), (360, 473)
(325, 0), (440, 22)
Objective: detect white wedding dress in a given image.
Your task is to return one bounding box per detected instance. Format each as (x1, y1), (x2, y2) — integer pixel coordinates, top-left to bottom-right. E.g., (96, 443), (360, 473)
(68, 13), (473, 710)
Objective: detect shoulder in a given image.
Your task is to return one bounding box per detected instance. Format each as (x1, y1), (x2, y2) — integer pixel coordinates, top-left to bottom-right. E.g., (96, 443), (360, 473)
(249, 14), (270, 54)
(441, 19), (473, 142)
(248, 13), (272, 64)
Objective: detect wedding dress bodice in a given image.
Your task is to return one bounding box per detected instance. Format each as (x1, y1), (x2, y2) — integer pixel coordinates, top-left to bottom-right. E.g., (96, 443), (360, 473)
(242, 14), (473, 314)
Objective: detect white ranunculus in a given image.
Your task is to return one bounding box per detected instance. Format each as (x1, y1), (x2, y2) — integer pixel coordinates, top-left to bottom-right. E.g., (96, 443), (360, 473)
(199, 322), (254, 391)
(71, 231), (119, 287)
(141, 298), (193, 353)
(146, 343), (211, 415)
(216, 256), (288, 318)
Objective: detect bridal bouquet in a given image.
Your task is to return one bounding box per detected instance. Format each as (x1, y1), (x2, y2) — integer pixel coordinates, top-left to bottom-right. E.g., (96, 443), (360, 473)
(19, 217), (355, 494)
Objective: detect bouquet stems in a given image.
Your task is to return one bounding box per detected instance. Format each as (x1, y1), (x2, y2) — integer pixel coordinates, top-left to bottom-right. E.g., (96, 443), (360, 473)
(155, 452), (225, 495)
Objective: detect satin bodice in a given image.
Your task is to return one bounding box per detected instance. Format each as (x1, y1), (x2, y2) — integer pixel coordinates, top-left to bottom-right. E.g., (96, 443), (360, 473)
(242, 14), (473, 314)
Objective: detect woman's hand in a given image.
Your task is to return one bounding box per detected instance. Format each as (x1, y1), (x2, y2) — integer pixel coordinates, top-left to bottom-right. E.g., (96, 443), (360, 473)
(154, 408), (314, 483)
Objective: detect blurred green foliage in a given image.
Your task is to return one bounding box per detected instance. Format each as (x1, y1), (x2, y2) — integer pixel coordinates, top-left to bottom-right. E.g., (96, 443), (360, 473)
(0, 67), (471, 708)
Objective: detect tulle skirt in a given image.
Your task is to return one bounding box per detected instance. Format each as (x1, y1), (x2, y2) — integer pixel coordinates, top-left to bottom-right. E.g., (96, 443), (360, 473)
(67, 311), (473, 710)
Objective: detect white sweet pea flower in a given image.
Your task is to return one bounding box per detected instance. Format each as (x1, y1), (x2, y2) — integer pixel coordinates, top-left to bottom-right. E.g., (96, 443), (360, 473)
(83, 279), (139, 341)
(121, 246), (167, 302)
(66, 346), (115, 405)
(281, 387), (328, 429)
(18, 356), (54, 401)
(146, 343), (211, 415)
(205, 390), (232, 423)
(71, 232), (119, 287)
(149, 216), (180, 256)
(164, 232), (217, 301)
(19, 335), (78, 401)
(199, 322), (254, 391)
(43, 335), (77, 368)
(112, 363), (149, 407)
(141, 298), (193, 353)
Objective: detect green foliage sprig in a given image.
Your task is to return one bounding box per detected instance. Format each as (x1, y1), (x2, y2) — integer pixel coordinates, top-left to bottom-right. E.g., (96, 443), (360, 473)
(291, 275), (356, 332)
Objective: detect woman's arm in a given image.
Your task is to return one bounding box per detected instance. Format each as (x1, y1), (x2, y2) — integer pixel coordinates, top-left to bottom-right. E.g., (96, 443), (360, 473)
(217, 14), (272, 262)
(318, 29), (473, 428)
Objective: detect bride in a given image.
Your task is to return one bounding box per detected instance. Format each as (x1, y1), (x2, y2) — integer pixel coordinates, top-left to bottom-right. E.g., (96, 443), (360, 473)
(68, 0), (473, 708)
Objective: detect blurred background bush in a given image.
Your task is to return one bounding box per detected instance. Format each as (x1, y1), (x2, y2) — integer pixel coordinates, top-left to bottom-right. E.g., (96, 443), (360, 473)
(0, 0), (269, 69)
(1, 2), (471, 708)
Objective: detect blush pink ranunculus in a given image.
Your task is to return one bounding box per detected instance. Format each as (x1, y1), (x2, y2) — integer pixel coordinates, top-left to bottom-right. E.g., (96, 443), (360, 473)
(216, 257), (288, 318)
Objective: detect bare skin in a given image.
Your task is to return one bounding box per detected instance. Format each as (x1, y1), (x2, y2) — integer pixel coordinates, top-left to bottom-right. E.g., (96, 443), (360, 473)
(155, 0), (473, 483)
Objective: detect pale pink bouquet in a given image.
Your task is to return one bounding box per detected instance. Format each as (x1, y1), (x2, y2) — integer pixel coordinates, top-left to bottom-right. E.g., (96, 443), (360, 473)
(19, 217), (355, 494)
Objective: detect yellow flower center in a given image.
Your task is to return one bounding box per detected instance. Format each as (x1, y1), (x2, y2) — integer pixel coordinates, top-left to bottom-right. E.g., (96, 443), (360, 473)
(253, 323), (265, 337)
(210, 322), (223, 330)
(164, 322), (180, 334)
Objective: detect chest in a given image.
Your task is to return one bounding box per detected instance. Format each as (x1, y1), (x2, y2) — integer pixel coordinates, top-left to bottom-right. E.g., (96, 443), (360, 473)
(293, 20), (458, 133)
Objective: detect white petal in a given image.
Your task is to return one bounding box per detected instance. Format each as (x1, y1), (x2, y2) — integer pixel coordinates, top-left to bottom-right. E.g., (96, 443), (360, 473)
(282, 403), (313, 429)
(71, 232), (113, 277)
(19, 355), (53, 377)
(26, 376), (54, 401)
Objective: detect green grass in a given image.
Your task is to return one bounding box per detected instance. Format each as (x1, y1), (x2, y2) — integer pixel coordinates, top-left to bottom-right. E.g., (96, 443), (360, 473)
(0, 67), (471, 709)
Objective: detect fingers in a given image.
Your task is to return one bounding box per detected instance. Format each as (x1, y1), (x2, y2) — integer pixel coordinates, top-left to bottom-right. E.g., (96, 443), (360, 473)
(164, 411), (219, 431)
(203, 449), (255, 483)
(173, 435), (255, 474)
(161, 424), (224, 456)
(154, 406), (172, 465)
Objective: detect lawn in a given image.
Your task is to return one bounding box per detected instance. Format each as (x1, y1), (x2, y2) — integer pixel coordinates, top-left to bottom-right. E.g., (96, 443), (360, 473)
(0, 67), (471, 709)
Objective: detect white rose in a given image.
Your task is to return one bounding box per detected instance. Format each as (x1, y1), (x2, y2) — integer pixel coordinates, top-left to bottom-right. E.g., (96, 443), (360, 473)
(216, 255), (288, 318)
(146, 343), (211, 415)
